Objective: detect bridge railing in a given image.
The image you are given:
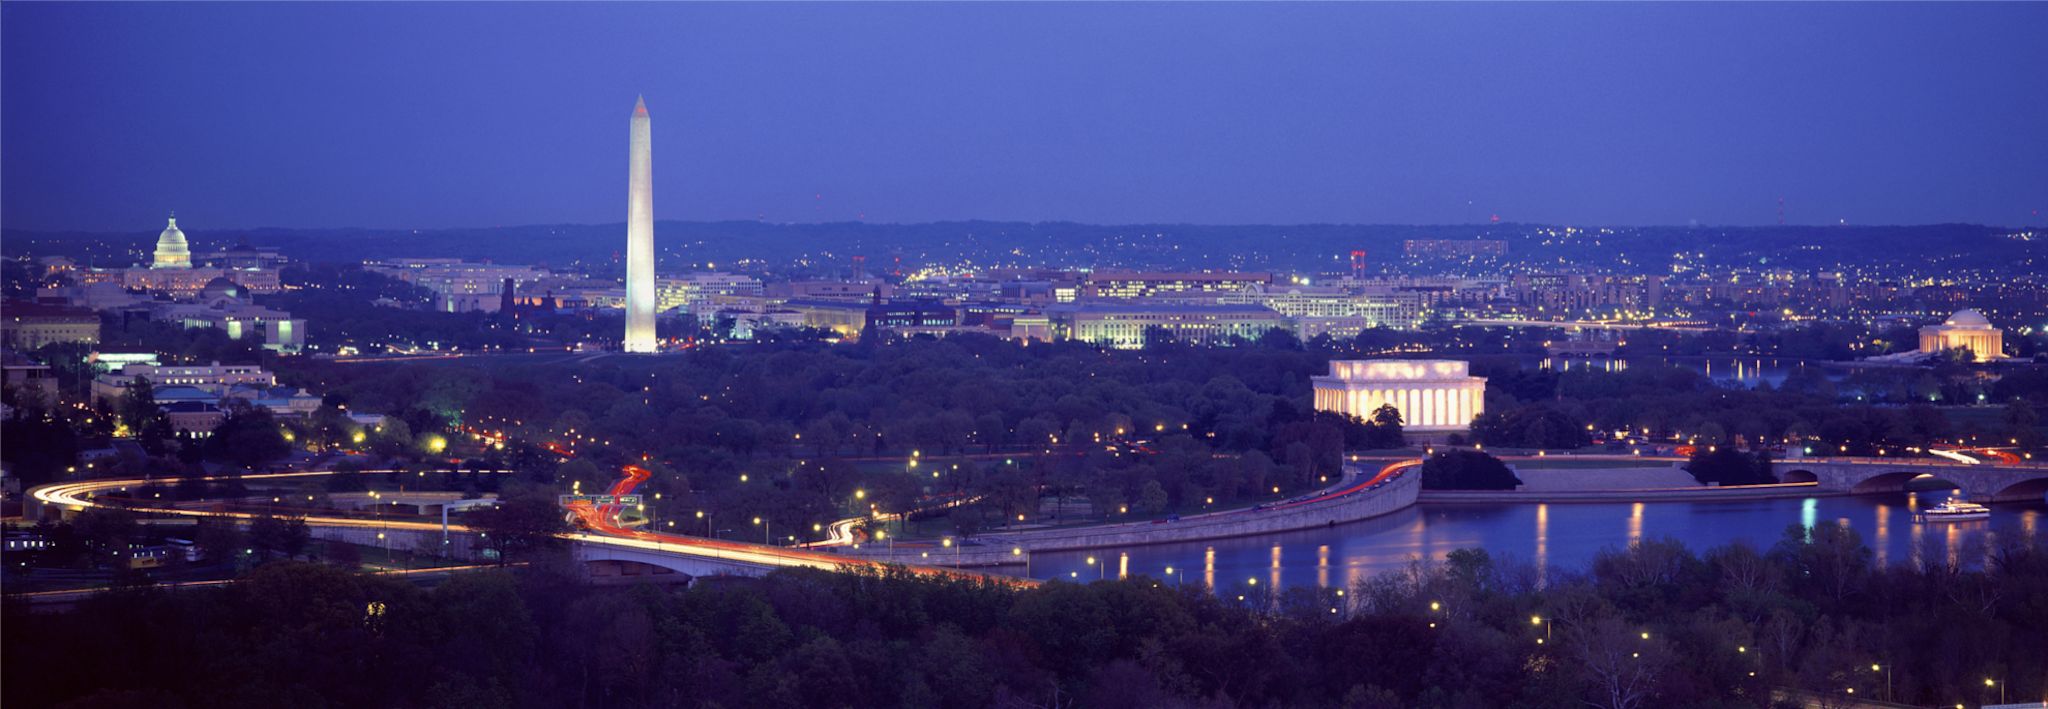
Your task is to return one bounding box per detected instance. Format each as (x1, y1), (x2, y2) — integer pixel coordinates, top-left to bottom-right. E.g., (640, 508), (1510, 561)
(1795, 456), (2048, 471)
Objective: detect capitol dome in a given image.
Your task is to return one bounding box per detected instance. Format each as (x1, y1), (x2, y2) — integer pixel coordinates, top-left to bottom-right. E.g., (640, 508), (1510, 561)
(1943, 309), (1992, 328)
(152, 215), (194, 270)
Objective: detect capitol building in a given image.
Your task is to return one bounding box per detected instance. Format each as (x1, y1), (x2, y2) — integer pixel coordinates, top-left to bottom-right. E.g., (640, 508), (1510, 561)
(1918, 309), (2006, 361)
(1311, 359), (1487, 432)
(65, 216), (282, 296)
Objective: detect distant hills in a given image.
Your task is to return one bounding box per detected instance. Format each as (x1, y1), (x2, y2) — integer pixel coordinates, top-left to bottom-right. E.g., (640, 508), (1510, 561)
(6, 220), (2040, 276)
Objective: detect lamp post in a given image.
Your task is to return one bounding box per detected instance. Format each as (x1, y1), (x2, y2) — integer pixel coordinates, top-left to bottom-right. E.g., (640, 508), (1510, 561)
(697, 510), (708, 538)
(1985, 678), (2003, 705)
(1532, 615), (1551, 643)
(754, 517), (769, 545)
(1870, 664), (1890, 702)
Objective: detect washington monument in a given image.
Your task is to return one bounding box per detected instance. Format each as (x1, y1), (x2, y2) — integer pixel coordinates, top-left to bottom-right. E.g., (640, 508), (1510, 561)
(623, 95), (656, 352)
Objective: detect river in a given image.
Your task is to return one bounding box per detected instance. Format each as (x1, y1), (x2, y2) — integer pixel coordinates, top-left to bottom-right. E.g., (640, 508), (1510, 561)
(1525, 355), (1832, 388)
(1020, 492), (2047, 590)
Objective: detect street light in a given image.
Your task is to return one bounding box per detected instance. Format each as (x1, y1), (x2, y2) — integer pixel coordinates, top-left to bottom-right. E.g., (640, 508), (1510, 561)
(1870, 664), (1890, 701)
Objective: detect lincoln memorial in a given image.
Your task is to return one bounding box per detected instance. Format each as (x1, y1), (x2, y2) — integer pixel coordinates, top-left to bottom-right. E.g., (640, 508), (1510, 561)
(1311, 360), (1486, 432)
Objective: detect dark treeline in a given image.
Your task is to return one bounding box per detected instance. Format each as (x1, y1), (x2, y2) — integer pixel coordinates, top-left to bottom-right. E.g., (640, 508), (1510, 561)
(1470, 361), (2046, 452)
(6, 523), (2044, 709)
(285, 334), (1402, 540)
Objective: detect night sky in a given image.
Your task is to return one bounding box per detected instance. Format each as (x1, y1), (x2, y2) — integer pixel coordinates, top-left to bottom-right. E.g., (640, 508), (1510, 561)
(4, 2), (2044, 232)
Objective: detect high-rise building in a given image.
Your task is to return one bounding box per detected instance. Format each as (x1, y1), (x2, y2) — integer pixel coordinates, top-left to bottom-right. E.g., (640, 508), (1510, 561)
(623, 96), (657, 353)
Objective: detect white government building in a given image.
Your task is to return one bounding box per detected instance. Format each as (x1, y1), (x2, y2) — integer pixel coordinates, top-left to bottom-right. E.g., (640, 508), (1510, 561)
(1917, 309), (2006, 361)
(1311, 360), (1487, 432)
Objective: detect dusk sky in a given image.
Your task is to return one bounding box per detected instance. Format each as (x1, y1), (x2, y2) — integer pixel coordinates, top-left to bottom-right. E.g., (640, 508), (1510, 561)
(4, 2), (2044, 232)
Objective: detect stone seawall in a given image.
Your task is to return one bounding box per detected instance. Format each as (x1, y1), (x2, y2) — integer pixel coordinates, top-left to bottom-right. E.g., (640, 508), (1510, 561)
(835, 464), (1422, 566)
(1418, 481), (1832, 504)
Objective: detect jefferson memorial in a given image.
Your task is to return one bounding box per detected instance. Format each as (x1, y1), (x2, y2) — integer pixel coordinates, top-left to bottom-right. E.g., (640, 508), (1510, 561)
(1918, 309), (2005, 361)
(1311, 360), (1486, 432)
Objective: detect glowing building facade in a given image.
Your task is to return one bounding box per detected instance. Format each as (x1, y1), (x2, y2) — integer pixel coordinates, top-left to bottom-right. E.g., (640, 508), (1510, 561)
(152, 216), (194, 269)
(1311, 360), (1486, 432)
(623, 96), (657, 353)
(1918, 309), (2005, 361)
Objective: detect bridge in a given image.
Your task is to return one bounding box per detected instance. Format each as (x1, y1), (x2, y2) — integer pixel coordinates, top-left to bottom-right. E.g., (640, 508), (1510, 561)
(1450, 318), (1733, 334)
(1779, 457), (2048, 503)
(27, 469), (1024, 587)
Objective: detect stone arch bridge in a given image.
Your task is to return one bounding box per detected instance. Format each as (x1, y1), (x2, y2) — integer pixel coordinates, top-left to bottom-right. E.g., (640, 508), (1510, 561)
(1779, 458), (2048, 503)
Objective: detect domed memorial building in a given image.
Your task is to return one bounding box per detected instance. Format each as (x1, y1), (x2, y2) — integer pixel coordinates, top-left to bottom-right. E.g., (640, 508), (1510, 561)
(1311, 359), (1486, 432)
(151, 215), (194, 269)
(1918, 309), (2006, 361)
(118, 215), (280, 296)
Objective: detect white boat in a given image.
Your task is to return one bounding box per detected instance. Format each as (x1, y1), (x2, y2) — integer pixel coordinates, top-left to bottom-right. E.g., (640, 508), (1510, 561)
(1916, 499), (1990, 522)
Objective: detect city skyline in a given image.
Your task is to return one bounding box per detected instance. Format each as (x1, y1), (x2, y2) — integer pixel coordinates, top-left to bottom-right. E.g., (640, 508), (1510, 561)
(4, 4), (2045, 708)
(6, 2), (2048, 232)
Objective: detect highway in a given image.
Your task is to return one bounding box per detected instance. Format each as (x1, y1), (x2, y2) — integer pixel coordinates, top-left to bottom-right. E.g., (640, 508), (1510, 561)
(560, 465), (1027, 583)
(32, 468), (1032, 587)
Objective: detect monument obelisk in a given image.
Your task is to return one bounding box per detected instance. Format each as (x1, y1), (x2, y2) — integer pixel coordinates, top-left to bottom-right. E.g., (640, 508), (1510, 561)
(623, 95), (657, 353)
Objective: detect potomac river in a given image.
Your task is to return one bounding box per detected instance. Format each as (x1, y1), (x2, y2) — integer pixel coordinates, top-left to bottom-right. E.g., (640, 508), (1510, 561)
(1019, 491), (2047, 591)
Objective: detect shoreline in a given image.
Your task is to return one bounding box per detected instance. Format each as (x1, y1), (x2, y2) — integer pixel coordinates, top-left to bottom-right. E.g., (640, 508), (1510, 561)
(838, 461), (1424, 565)
(1418, 481), (1834, 504)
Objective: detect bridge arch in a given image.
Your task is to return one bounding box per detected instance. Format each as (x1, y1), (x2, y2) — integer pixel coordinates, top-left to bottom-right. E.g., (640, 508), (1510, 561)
(1989, 477), (2048, 503)
(1780, 469), (1818, 484)
(1849, 471), (1961, 495)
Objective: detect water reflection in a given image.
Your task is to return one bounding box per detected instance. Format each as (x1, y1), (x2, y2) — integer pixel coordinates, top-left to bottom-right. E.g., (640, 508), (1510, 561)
(1023, 492), (2046, 591)
(1530, 356), (1831, 388)
(1874, 505), (1889, 566)
(1316, 544), (1330, 589)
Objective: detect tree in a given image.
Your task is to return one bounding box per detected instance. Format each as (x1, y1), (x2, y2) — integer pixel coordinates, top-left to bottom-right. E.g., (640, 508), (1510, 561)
(250, 515), (312, 561)
(1568, 615), (1672, 709)
(1419, 450), (1521, 490)
(469, 492), (566, 565)
(1772, 521), (1871, 608)
(1684, 446), (1775, 486)
(1136, 480), (1170, 515)
(2005, 400), (2042, 447)
(1366, 404), (1405, 449)
(204, 402), (293, 469)
(194, 516), (245, 563)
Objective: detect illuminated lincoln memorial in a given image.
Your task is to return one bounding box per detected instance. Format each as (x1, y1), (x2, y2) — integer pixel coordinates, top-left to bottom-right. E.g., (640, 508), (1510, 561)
(1311, 360), (1486, 432)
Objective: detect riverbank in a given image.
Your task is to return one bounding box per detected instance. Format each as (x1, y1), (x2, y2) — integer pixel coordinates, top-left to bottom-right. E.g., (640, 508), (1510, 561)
(1419, 480), (1831, 504)
(836, 461), (1423, 565)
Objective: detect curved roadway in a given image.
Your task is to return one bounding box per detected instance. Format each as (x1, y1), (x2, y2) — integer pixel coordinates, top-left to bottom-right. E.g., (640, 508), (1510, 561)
(31, 469), (1032, 586)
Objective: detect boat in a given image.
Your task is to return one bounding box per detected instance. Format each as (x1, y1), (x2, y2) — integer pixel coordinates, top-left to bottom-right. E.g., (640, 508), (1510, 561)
(1916, 499), (1990, 522)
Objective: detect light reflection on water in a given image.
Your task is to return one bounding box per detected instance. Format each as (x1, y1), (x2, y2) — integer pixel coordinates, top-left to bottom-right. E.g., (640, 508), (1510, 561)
(1533, 356), (1830, 387)
(1022, 492), (2047, 591)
